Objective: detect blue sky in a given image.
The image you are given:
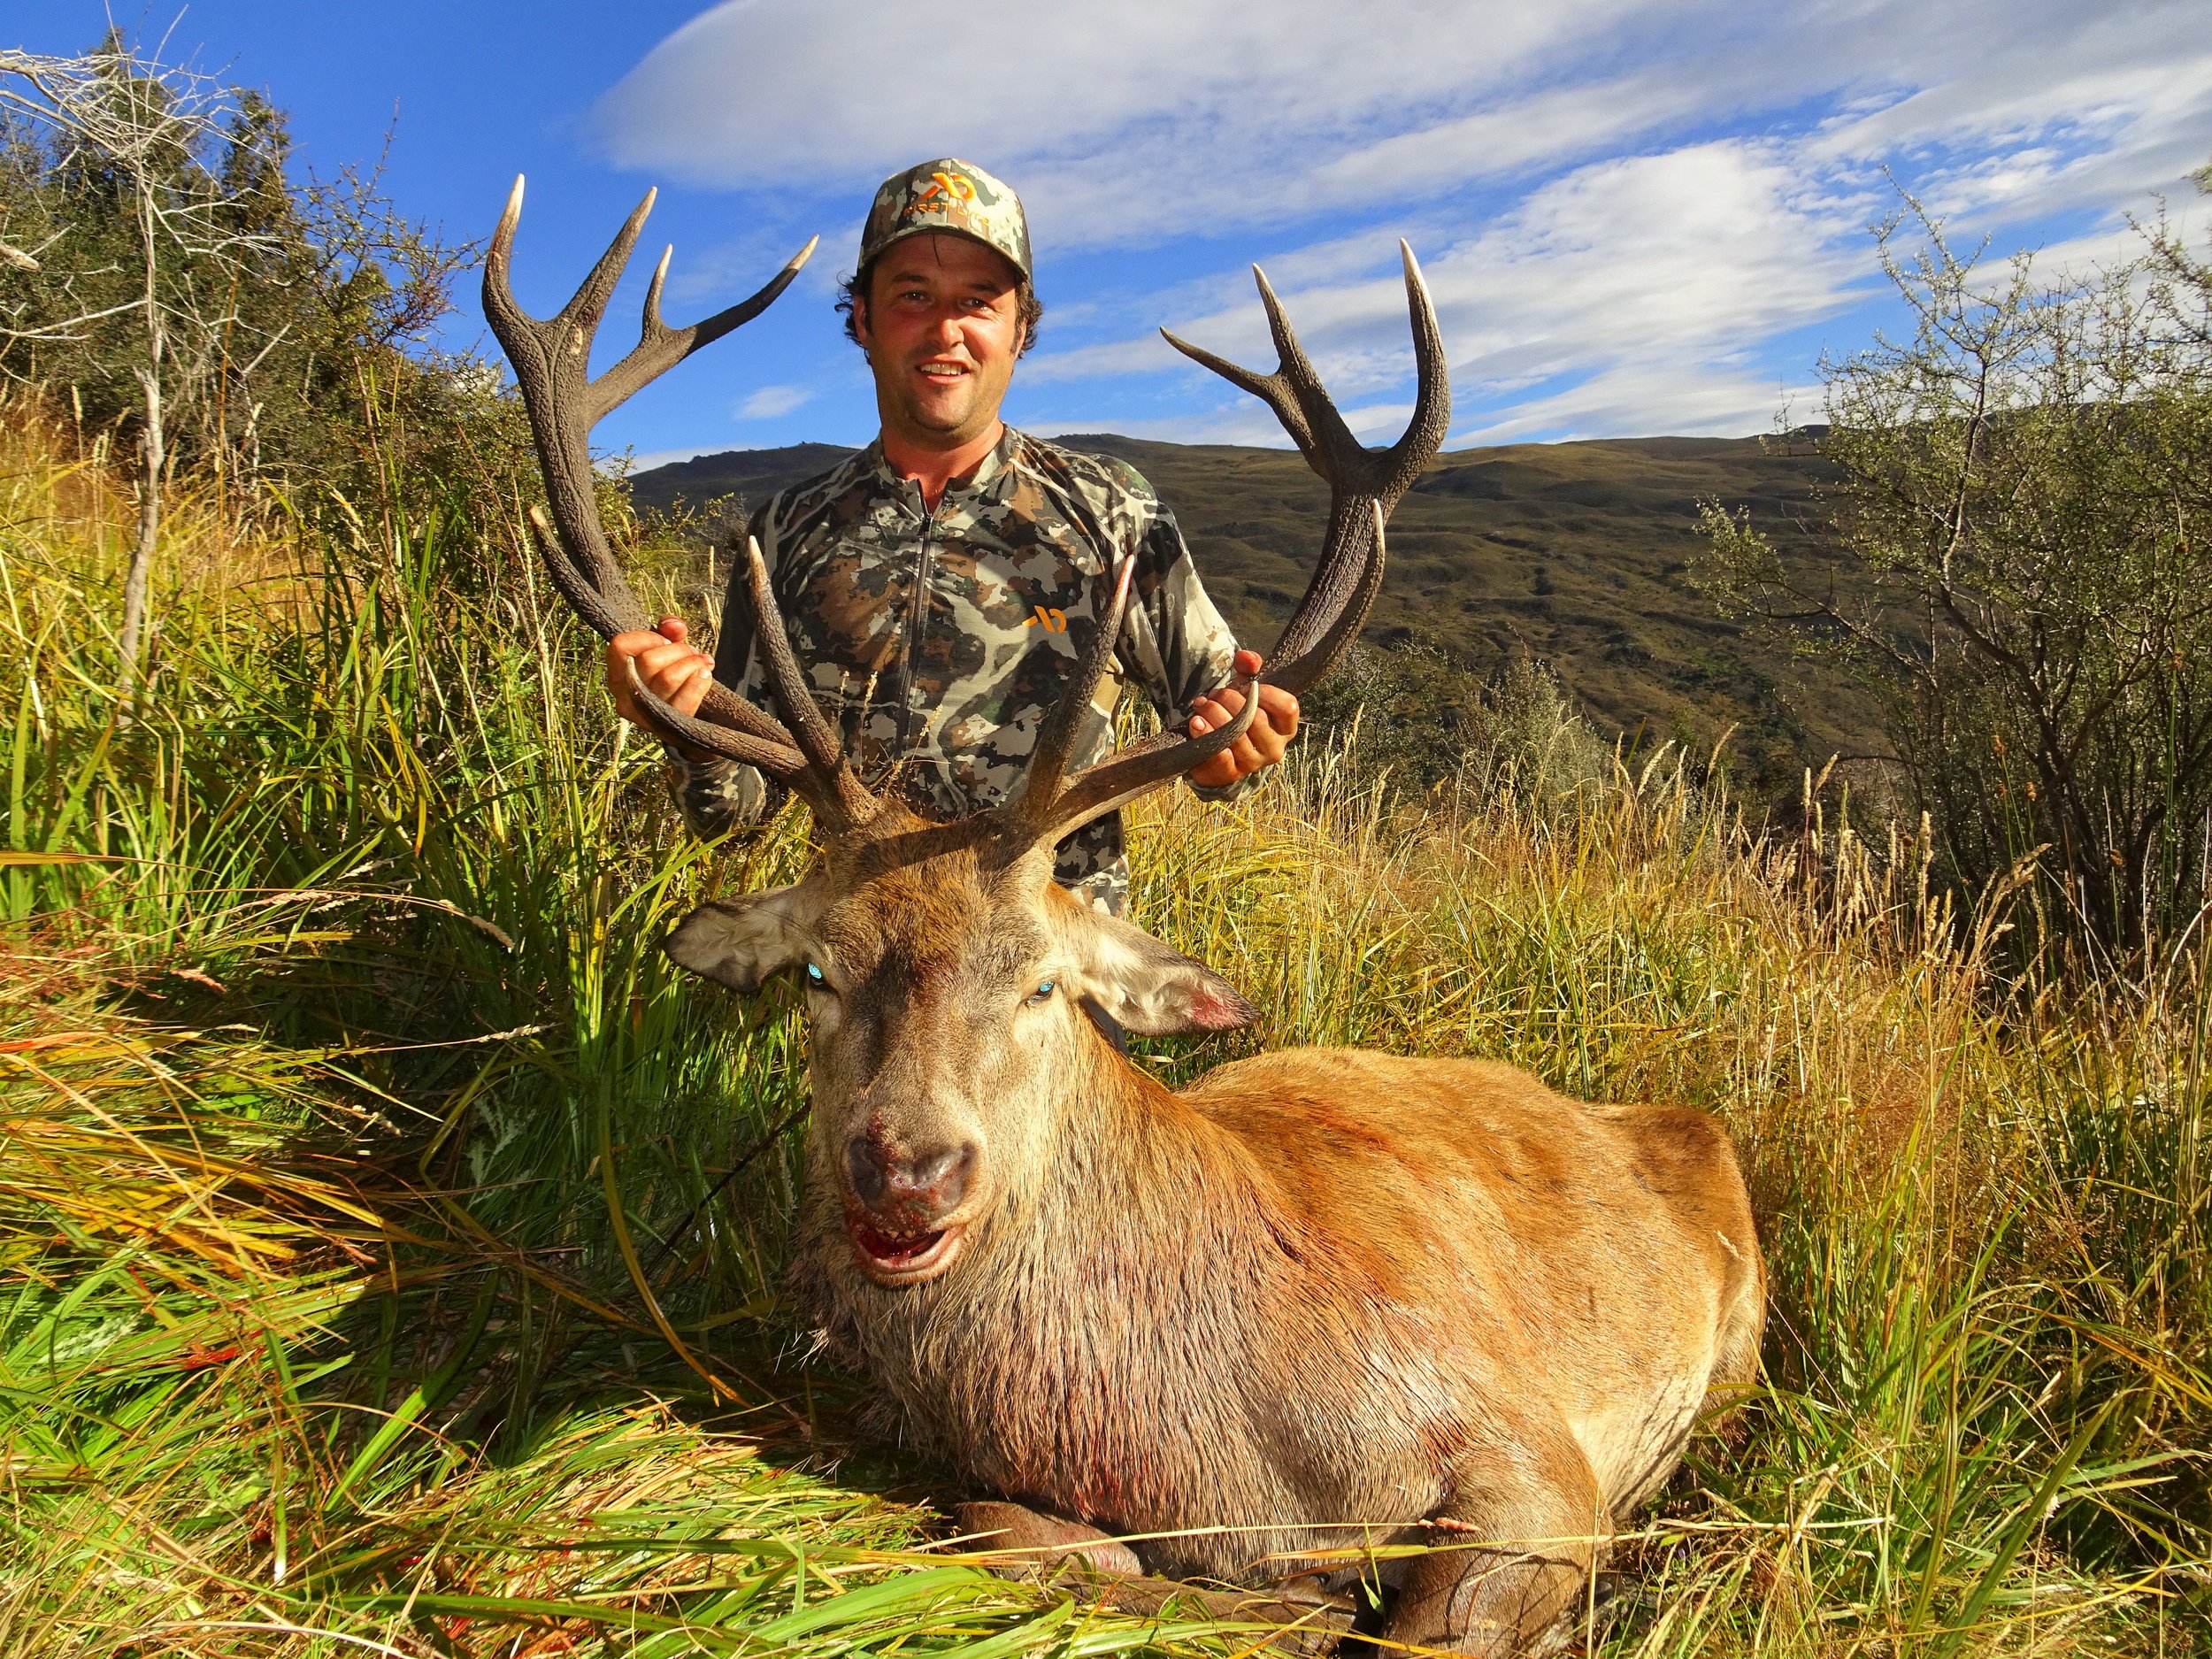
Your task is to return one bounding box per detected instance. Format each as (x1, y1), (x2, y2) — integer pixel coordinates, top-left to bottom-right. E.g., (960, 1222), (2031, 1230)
(12, 2), (2211, 469)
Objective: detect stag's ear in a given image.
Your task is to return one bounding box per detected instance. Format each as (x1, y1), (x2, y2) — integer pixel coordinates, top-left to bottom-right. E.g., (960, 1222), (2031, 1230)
(1068, 910), (1260, 1036)
(664, 878), (825, 994)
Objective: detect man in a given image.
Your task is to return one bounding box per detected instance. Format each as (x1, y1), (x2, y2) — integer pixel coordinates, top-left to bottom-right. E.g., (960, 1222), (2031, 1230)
(604, 157), (1297, 917)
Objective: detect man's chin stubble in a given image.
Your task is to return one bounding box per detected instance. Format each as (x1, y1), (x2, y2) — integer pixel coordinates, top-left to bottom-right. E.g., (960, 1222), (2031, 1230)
(903, 397), (986, 440)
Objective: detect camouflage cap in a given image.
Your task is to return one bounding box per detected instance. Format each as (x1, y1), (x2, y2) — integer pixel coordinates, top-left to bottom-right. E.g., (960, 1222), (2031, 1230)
(858, 158), (1032, 281)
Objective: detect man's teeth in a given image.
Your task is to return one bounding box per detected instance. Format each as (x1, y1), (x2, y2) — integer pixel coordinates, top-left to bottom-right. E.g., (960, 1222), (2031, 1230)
(919, 365), (966, 378)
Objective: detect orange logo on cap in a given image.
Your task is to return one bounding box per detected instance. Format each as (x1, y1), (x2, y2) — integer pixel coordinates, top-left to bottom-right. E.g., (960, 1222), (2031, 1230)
(904, 171), (977, 220)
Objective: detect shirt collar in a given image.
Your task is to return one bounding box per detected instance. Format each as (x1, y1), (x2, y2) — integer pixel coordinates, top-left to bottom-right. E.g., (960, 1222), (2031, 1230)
(864, 426), (1023, 506)
(960, 426), (1021, 495)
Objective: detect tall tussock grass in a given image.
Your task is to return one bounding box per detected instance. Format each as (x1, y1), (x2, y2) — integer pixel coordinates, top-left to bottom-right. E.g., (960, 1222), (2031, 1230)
(2, 386), (2205, 1655)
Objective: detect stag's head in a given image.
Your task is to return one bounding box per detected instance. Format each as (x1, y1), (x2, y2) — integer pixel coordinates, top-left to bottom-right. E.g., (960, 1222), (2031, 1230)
(482, 175), (1448, 1292)
(663, 807), (1261, 1285)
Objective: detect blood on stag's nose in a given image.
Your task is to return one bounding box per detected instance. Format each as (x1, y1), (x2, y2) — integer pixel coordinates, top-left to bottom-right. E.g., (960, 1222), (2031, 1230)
(846, 1135), (975, 1221)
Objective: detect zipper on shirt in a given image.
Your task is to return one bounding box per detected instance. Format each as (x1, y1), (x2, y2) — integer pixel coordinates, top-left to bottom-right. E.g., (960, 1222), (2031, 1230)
(895, 503), (935, 757)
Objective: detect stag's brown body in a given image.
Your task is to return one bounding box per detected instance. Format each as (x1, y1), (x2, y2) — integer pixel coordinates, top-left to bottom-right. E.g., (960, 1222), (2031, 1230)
(798, 1012), (1762, 1583)
(486, 181), (1765, 1654)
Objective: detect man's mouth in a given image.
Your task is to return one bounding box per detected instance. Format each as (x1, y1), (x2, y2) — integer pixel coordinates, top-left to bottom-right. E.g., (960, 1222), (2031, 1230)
(848, 1217), (964, 1282)
(916, 361), (969, 380)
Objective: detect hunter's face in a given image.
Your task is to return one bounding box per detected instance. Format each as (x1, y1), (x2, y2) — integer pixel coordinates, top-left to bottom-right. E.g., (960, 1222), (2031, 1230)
(854, 233), (1025, 453)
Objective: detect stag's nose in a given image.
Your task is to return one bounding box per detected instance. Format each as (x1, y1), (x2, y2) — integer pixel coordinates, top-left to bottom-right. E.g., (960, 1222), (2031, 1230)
(846, 1135), (976, 1224)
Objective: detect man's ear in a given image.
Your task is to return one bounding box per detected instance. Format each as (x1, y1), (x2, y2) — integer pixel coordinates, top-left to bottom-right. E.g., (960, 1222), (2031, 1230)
(664, 877), (824, 994)
(1065, 908), (1259, 1036)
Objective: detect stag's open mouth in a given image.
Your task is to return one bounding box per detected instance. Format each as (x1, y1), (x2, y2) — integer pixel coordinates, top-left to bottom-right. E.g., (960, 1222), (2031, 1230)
(848, 1218), (964, 1284)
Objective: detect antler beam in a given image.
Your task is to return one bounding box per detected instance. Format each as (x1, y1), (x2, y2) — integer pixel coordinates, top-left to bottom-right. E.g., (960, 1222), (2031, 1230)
(485, 178), (876, 832)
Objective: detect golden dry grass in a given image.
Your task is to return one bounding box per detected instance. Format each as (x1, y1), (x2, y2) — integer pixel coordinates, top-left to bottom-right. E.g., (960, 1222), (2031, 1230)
(0, 388), (2204, 1654)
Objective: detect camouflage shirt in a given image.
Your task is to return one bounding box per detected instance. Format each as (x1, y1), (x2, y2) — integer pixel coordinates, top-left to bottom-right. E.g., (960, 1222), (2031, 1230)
(665, 426), (1248, 914)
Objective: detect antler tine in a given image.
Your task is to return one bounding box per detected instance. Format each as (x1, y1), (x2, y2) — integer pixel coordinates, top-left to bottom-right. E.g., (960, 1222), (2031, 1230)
(523, 493), (645, 650)
(983, 241), (1449, 864)
(1269, 499), (1386, 694)
(485, 175), (527, 313)
(590, 234), (820, 425)
(736, 535), (876, 830)
(1157, 326), (1287, 417)
(1010, 557), (1137, 828)
(577, 188), (657, 336)
(1158, 265), (1339, 469)
(1031, 664), (1262, 844)
(641, 242), (675, 343)
(1263, 249), (1444, 692)
(527, 523), (864, 824)
(1383, 242), (1451, 492)
(1248, 266), (1332, 463)
(485, 177), (655, 639)
(626, 670), (806, 776)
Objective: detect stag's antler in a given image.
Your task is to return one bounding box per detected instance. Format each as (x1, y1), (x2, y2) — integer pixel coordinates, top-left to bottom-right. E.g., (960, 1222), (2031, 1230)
(483, 177), (878, 832)
(995, 244), (1449, 851)
(1164, 243), (1448, 693)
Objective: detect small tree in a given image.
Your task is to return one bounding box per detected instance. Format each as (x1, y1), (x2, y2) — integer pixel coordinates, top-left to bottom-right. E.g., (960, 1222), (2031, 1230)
(1700, 196), (2212, 961)
(0, 38), (291, 692)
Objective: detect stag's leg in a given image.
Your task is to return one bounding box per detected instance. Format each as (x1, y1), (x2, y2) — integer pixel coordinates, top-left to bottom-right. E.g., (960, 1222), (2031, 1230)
(1388, 1440), (1610, 1657)
(950, 1502), (1354, 1654)
(949, 1500), (1142, 1575)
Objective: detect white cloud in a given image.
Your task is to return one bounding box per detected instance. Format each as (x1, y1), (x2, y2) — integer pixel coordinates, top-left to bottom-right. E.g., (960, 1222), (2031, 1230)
(1450, 368), (1816, 449)
(600, 0), (1637, 173)
(596, 0), (1667, 249)
(601, 0), (2212, 444)
(1032, 141), (1873, 440)
(1300, 73), (1709, 208)
(600, 0), (2210, 250)
(737, 383), (813, 419)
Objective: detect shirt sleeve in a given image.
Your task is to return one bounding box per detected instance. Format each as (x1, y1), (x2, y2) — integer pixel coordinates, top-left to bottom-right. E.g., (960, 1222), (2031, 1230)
(661, 496), (790, 839)
(1105, 465), (1257, 804)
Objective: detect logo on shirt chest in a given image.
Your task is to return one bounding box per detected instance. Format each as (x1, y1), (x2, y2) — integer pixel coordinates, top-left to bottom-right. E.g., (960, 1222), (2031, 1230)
(1023, 606), (1070, 634)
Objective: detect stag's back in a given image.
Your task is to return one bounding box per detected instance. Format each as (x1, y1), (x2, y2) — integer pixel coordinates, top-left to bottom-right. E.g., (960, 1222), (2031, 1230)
(1179, 1048), (1763, 1510)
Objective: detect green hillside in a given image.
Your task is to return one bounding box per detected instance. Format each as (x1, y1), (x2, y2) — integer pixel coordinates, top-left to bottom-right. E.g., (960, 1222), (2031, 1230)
(629, 432), (1874, 787)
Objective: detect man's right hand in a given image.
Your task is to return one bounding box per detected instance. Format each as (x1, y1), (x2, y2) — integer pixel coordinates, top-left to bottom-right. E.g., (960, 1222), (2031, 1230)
(607, 618), (717, 763)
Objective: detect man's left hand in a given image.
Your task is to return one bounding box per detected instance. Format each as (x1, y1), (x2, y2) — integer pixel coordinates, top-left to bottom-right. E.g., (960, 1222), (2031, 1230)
(1187, 649), (1300, 790)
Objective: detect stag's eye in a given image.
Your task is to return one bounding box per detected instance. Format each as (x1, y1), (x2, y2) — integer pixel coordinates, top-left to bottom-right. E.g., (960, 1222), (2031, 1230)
(803, 962), (828, 991)
(1025, 979), (1056, 1005)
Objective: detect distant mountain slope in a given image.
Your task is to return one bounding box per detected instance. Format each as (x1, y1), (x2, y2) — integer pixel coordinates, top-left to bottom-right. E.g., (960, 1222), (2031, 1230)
(629, 431), (1871, 785)
(627, 442), (856, 513)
